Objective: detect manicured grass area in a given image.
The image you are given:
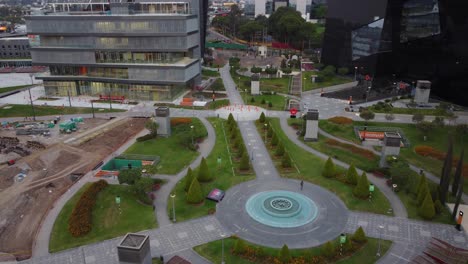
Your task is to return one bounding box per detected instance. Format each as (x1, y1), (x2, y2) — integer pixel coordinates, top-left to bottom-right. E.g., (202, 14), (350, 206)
(125, 118), (207, 175)
(194, 236), (391, 264)
(0, 104), (124, 118)
(0, 84), (31, 94)
(208, 99), (230, 109)
(261, 77), (290, 94)
(168, 118), (255, 222)
(202, 69), (220, 78)
(303, 71), (353, 91)
(49, 184), (156, 253)
(319, 119), (468, 192)
(210, 78), (225, 91)
(397, 192), (455, 225)
(262, 118), (393, 215)
(368, 105), (450, 116)
(241, 93), (287, 111)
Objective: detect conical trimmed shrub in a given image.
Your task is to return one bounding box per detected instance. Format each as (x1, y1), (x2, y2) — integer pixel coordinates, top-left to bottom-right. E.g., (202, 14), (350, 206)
(271, 133), (278, 146)
(227, 113), (235, 126)
(259, 112), (266, 123)
(275, 142), (285, 156)
(353, 172), (369, 199)
(417, 180), (429, 205)
(346, 164), (358, 185)
(322, 157), (336, 178)
(322, 241), (335, 258)
(239, 151), (250, 171)
(418, 192), (435, 220)
(184, 167), (194, 192)
(233, 238), (246, 254)
(279, 244), (291, 263)
(281, 152), (292, 168)
(186, 177), (203, 204)
(416, 173), (426, 196)
(352, 226), (367, 243)
(237, 143), (245, 158)
(197, 157), (212, 182)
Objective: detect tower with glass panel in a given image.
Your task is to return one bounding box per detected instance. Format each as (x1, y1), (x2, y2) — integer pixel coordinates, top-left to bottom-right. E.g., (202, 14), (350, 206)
(26, 0), (205, 101)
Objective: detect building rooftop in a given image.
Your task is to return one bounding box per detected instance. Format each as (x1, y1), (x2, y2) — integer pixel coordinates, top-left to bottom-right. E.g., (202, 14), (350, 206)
(118, 233), (148, 249)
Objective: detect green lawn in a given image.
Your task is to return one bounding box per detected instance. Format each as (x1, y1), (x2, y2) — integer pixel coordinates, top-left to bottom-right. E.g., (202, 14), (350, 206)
(263, 118), (393, 215)
(319, 119), (468, 192)
(202, 69), (220, 78)
(0, 104), (124, 118)
(303, 71), (353, 91)
(241, 93), (287, 111)
(194, 236), (391, 264)
(261, 77), (290, 94)
(49, 184), (156, 253)
(125, 118), (207, 174)
(397, 192), (455, 224)
(368, 105), (450, 116)
(0, 84), (31, 94)
(168, 118), (255, 222)
(210, 78), (225, 91)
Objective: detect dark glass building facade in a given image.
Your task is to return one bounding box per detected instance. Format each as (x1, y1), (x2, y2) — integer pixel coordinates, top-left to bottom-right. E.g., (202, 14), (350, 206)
(322, 0), (468, 106)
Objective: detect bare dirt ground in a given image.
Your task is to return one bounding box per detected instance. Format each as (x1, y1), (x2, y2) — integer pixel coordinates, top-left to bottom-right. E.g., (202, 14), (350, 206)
(0, 117), (146, 260)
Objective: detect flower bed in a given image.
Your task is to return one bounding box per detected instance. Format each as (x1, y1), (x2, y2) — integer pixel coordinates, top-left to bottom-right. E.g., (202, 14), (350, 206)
(325, 139), (375, 160)
(170, 117), (192, 126)
(328, 116), (353, 125)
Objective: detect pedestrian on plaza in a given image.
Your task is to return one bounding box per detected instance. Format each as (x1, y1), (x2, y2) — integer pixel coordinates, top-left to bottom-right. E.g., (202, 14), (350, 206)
(300, 180), (304, 191)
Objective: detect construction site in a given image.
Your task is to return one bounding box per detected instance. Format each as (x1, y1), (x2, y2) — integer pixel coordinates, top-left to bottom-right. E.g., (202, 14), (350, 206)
(0, 116), (147, 261)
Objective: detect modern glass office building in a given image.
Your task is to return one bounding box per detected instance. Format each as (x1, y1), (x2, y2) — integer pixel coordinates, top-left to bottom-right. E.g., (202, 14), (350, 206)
(26, 0), (207, 101)
(322, 0), (468, 105)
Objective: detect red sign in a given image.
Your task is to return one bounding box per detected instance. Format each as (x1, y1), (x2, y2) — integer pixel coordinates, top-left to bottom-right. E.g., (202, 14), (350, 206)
(365, 75), (371, 81)
(290, 108), (298, 115)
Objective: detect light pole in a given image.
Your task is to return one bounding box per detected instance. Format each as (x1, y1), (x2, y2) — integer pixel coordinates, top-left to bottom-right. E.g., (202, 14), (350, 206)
(170, 193), (176, 223)
(365, 86), (371, 104)
(354, 66), (358, 81)
(190, 125), (194, 146)
(221, 233), (226, 264)
(28, 73), (36, 121)
(264, 123), (268, 142)
(377, 225), (384, 257)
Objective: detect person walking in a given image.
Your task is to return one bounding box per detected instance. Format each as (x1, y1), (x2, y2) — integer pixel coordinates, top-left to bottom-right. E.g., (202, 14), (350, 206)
(300, 180), (304, 191)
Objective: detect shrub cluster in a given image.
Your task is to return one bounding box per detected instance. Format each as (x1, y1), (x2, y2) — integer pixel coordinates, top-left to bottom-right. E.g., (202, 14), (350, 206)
(328, 116), (353, 125)
(415, 145), (445, 160)
(136, 134), (154, 142)
(68, 180), (108, 237)
(326, 139), (375, 160)
(170, 117), (192, 126)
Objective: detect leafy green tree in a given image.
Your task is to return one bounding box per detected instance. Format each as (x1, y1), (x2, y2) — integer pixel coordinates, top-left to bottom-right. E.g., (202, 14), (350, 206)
(385, 113), (395, 121)
(251, 66), (262, 74)
(322, 157), (336, 178)
(321, 65), (336, 79)
(275, 142), (285, 156)
(279, 244), (291, 263)
(418, 192), (435, 220)
(353, 172), (369, 199)
(346, 164), (359, 185)
(271, 133), (279, 146)
(145, 119), (159, 137)
(314, 4), (328, 18)
(281, 59), (287, 69)
(197, 157), (212, 182)
(322, 241), (335, 258)
(233, 238), (247, 254)
(359, 110), (375, 123)
(186, 177), (203, 204)
(337, 67), (349, 75)
(265, 67), (278, 78)
(118, 168), (142, 185)
(416, 121), (434, 140)
(352, 226), (367, 243)
(259, 112), (266, 123)
(239, 20), (263, 41)
(281, 67), (292, 74)
(184, 167), (194, 192)
(432, 116), (445, 127)
(281, 152), (292, 168)
(239, 151), (250, 171)
(412, 113), (425, 123)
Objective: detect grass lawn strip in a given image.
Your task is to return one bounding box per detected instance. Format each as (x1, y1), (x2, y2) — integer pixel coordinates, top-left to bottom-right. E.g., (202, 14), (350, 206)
(125, 118), (207, 175)
(241, 93), (286, 111)
(0, 84), (32, 94)
(263, 118), (392, 215)
(303, 71), (353, 91)
(193, 236), (391, 264)
(49, 184), (156, 253)
(0, 104), (124, 118)
(167, 118), (255, 222)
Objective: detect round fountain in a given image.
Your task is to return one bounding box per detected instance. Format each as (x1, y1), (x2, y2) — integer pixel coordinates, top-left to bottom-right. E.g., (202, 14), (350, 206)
(245, 190), (318, 228)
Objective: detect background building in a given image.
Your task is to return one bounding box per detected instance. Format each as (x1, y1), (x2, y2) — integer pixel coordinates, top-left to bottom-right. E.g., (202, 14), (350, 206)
(321, 0), (468, 106)
(255, 0), (267, 16)
(273, 0), (289, 11)
(26, 0), (205, 101)
(0, 34), (32, 67)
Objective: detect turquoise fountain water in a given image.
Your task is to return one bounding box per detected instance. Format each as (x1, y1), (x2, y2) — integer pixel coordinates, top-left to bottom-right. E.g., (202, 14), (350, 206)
(245, 190), (318, 228)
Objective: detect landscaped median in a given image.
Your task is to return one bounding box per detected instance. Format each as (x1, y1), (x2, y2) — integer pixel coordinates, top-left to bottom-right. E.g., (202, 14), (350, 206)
(258, 117), (392, 215)
(0, 104), (125, 118)
(49, 182), (156, 253)
(194, 227), (391, 264)
(167, 117), (255, 222)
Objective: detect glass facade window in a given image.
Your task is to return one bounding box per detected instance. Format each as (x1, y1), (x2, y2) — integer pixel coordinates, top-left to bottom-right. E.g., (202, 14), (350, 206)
(95, 51), (185, 64)
(50, 65), (129, 79)
(400, 0), (440, 43)
(351, 19), (385, 61)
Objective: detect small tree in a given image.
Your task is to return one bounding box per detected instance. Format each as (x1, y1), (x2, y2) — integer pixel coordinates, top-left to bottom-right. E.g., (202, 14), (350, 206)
(239, 151), (250, 171)
(359, 110), (375, 123)
(385, 113), (395, 121)
(281, 59), (287, 69)
(184, 167), (194, 192)
(197, 157), (212, 182)
(279, 244), (291, 263)
(322, 241), (335, 258)
(237, 143), (245, 158)
(271, 133), (279, 146)
(412, 113), (425, 123)
(322, 157), (336, 178)
(416, 173), (427, 197)
(432, 116), (445, 127)
(321, 65), (336, 79)
(352, 226), (367, 243)
(416, 121), (434, 140)
(417, 179), (429, 205)
(251, 66), (262, 74)
(337, 67), (349, 75)
(353, 172), (369, 199)
(418, 192), (435, 220)
(259, 112), (266, 123)
(227, 113), (235, 126)
(346, 164), (358, 185)
(275, 142), (285, 156)
(233, 238), (247, 254)
(265, 67), (278, 78)
(434, 200), (444, 214)
(145, 119), (159, 137)
(282, 67), (292, 74)
(186, 177), (203, 204)
(118, 168), (142, 185)
(281, 152), (292, 168)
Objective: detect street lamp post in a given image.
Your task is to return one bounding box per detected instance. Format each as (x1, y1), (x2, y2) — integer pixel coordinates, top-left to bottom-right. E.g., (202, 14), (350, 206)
(190, 125), (194, 146)
(264, 123), (268, 142)
(170, 193), (176, 223)
(354, 66), (358, 81)
(28, 73), (36, 121)
(377, 225), (384, 257)
(365, 86), (371, 104)
(221, 233), (226, 264)
(248, 143), (254, 161)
